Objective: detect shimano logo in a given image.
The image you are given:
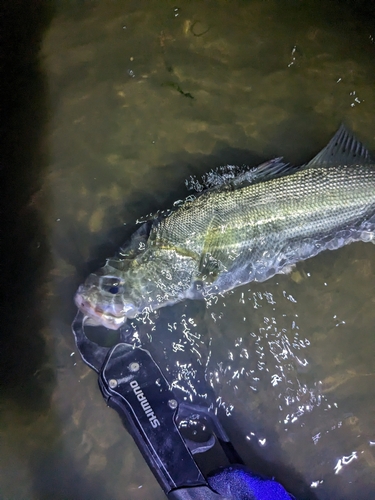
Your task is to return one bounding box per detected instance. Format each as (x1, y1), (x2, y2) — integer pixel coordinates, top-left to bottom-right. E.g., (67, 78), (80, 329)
(130, 380), (160, 428)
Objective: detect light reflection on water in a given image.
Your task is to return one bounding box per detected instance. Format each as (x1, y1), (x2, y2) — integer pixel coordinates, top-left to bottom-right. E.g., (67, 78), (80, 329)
(119, 244), (375, 498)
(198, 255), (375, 497)
(2, 0), (375, 499)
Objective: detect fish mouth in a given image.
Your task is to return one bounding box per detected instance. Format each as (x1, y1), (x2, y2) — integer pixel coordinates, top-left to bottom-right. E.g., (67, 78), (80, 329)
(74, 292), (126, 330)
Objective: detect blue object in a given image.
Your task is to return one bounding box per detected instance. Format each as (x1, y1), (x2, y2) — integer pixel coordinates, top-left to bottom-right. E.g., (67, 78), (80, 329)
(208, 465), (293, 500)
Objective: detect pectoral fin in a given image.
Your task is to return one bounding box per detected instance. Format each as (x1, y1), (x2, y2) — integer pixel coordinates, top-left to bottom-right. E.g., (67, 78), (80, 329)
(197, 212), (231, 284)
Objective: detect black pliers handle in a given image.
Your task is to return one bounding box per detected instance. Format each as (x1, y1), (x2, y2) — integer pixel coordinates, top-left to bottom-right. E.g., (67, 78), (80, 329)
(72, 312), (242, 499)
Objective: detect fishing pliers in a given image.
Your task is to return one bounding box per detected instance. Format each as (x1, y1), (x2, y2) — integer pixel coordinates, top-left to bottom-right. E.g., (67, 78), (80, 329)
(72, 311), (293, 500)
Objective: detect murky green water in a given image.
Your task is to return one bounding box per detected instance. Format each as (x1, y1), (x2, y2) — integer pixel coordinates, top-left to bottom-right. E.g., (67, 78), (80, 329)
(2, 1), (375, 499)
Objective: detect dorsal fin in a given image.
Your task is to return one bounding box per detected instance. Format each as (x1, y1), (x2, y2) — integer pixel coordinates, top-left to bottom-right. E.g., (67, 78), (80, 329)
(197, 159), (301, 195)
(233, 158), (296, 186)
(307, 124), (373, 167)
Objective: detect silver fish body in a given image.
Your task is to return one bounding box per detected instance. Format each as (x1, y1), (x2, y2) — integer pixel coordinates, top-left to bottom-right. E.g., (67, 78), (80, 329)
(75, 126), (375, 329)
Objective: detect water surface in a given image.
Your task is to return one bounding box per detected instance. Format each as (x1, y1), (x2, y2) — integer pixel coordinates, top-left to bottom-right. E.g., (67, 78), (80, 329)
(2, 1), (375, 499)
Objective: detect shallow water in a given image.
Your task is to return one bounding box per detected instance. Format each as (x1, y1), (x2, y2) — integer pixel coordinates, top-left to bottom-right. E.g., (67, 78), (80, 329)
(2, 1), (375, 499)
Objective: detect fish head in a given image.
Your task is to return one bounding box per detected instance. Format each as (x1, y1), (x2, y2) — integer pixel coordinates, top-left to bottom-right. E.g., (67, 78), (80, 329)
(74, 271), (139, 330)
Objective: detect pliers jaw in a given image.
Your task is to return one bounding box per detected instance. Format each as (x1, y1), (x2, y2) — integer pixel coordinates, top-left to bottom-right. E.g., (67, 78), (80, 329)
(72, 310), (240, 499)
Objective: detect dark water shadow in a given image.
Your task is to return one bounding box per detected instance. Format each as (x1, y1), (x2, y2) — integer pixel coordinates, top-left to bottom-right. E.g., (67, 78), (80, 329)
(0, 0), (53, 414)
(0, 3), (113, 499)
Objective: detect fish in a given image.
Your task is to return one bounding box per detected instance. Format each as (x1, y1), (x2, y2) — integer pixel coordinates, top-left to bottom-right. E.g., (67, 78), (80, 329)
(75, 125), (375, 330)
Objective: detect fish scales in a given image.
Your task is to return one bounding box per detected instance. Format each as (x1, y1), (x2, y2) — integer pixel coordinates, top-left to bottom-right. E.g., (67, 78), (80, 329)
(75, 126), (375, 330)
(154, 165), (375, 279)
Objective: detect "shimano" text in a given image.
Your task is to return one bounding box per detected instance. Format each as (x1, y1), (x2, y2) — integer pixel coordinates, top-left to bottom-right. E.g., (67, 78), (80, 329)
(130, 380), (160, 428)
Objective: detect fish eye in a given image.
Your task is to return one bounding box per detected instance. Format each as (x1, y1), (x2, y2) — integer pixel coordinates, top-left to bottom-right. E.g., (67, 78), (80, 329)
(101, 276), (124, 294)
